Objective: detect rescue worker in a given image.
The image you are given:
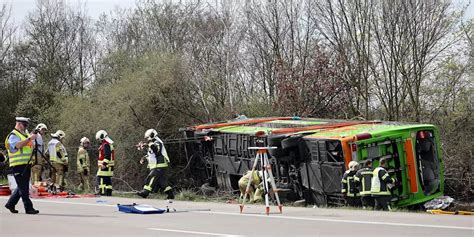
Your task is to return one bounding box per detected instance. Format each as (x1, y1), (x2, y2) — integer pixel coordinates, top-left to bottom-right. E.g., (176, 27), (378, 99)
(238, 170), (264, 203)
(47, 130), (68, 191)
(4, 117), (39, 214)
(136, 129), (174, 200)
(77, 137), (91, 193)
(96, 130), (114, 196)
(371, 157), (396, 211)
(31, 123), (47, 184)
(354, 159), (374, 209)
(341, 161), (361, 207)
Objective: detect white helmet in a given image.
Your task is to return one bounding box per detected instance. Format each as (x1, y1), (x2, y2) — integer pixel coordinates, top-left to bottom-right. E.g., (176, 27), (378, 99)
(144, 129), (158, 141)
(348, 161), (359, 171)
(80, 137), (90, 145)
(35, 123), (48, 131)
(95, 130), (108, 141)
(51, 130), (66, 139)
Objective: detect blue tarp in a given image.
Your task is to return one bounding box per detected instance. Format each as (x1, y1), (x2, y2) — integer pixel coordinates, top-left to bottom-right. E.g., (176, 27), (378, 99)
(117, 203), (166, 214)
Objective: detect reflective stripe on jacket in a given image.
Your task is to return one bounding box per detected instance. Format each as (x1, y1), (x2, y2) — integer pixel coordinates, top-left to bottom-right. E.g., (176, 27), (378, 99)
(48, 139), (68, 164)
(97, 141), (114, 176)
(146, 139), (169, 169)
(371, 167), (394, 196)
(77, 146), (90, 172)
(354, 168), (373, 196)
(4, 130), (32, 167)
(341, 170), (360, 197)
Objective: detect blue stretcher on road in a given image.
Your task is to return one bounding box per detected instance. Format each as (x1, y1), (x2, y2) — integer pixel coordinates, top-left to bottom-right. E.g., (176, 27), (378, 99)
(117, 203), (166, 214)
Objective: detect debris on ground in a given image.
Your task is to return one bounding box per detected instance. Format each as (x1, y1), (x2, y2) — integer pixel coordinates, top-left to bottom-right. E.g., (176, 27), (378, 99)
(423, 196), (454, 210)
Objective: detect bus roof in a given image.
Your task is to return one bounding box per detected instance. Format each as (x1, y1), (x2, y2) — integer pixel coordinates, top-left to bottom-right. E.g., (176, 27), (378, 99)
(193, 117), (435, 137)
(305, 123), (436, 139)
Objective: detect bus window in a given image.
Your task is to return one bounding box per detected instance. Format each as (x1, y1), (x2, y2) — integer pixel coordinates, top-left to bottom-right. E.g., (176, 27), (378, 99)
(416, 130), (440, 196)
(327, 140), (344, 163)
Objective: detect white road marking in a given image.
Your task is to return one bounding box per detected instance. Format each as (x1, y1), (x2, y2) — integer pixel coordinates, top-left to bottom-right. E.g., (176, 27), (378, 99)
(203, 211), (474, 231)
(147, 228), (243, 236)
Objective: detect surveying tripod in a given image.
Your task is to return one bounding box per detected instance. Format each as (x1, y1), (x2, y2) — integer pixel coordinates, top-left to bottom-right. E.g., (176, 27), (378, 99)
(240, 135), (282, 215)
(22, 134), (56, 179)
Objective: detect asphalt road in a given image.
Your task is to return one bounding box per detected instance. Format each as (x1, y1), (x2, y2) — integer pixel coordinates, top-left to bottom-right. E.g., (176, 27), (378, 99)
(0, 196), (472, 237)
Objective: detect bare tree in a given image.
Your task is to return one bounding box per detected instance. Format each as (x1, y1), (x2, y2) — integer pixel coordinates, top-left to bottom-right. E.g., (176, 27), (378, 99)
(313, 0), (374, 119)
(0, 3), (23, 135)
(25, 0), (96, 94)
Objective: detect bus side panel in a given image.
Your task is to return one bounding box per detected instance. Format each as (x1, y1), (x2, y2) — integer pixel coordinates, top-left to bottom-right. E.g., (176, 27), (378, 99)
(341, 137), (353, 169)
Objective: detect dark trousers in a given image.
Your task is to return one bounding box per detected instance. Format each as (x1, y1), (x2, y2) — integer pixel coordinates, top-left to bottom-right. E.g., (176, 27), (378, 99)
(142, 168), (173, 199)
(374, 195), (392, 211)
(143, 168), (168, 192)
(345, 196), (362, 207)
(361, 196), (375, 209)
(98, 176), (112, 196)
(5, 165), (34, 211)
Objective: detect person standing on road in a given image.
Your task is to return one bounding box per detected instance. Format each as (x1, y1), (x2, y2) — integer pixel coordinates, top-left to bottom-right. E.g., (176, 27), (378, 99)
(96, 130), (115, 196)
(31, 123), (48, 184)
(341, 161), (361, 207)
(47, 130), (68, 191)
(4, 117), (39, 214)
(354, 159), (374, 209)
(371, 158), (396, 211)
(77, 137), (91, 193)
(136, 129), (174, 200)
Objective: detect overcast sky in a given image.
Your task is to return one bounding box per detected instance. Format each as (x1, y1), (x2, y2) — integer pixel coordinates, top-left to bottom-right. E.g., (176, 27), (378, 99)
(1, 0), (474, 25)
(1, 0), (137, 24)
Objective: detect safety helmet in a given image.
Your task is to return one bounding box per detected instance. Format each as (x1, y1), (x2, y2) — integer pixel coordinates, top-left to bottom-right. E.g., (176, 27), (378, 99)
(35, 123), (48, 131)
(51, 130), (66, 140)
(348, 161), (359, 171)
(144, 129), (158, 141)
(95, 130), (108, 141)
(80, 137), (90, 145)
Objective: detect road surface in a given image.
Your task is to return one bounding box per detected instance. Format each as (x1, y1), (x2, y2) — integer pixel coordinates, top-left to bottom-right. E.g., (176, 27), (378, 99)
(0, 196), (472, 237)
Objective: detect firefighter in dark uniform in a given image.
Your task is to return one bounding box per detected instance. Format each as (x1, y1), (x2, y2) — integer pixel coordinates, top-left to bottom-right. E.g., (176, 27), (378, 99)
(4, 117), (39, 214)
(354, 159), (374, 209)
(136, 129), (174, 200)
(341, 161), (361, 207)
(371, 157), (396, 210)
(95, 130), (115, 196)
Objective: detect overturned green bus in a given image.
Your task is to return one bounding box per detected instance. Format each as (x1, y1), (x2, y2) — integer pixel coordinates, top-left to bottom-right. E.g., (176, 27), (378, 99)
(183, 117), (444, 207)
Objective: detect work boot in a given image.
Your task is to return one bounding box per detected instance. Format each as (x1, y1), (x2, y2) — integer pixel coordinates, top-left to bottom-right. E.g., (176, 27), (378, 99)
(106, 189), (112, 196)
(48, 184), (57, 194)
(165, 189), (174, 200)
(4, 204), (18, 214)
(136, 190), (149, 198)
(25, 209), (39, 215)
